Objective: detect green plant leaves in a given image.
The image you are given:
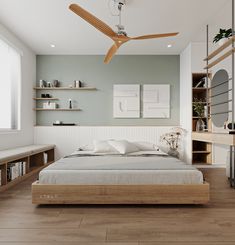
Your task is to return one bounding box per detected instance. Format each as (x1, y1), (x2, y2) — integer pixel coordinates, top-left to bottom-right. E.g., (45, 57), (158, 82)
(213, 28), (233, 43)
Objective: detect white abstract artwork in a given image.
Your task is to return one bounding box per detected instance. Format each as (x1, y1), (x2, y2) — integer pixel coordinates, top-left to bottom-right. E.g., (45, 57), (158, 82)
(143, 84), (170, 118)
(113, 84), (140, 118)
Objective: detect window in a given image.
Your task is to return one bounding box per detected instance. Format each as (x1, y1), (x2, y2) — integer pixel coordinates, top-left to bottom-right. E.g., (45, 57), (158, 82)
(0, 38), (21, 130)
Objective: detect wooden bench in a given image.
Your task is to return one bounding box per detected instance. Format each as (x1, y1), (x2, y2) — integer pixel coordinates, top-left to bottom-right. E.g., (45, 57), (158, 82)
(0, 145), (55, 192)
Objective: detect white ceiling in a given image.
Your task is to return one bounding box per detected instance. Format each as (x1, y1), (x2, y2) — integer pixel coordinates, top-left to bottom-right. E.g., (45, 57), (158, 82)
(0, 0), (230, 55)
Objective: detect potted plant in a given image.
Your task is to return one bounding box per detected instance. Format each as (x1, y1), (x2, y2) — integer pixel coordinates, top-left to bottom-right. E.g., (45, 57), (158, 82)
(213, 28), (233, 46)
(193, 99), (206, 132)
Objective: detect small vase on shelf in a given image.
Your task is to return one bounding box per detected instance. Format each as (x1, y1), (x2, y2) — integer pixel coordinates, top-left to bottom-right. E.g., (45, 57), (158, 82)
(196, 118), (205, 132)
(69, 99), (72, 109)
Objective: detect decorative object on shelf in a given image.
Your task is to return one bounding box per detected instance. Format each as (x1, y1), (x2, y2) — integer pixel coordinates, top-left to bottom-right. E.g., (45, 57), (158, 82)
(193, 98), (206, 132)
(196, 118), (206, 132)
(39, 79), (46, 88)
(47, 82), (51, 87)
(194, 77), (209, 88)
(194, 80), (204, 88)
(55, 120), (62, 125)
(160, 127), (186, 158)
(74, 80), (82, 88)
(113, 84), (140, 118)
(53, 122), (76, 126)
(41, 94), (51, 98)
(143, 84), (170, 118)
(213, 28), (233, 46)
(204, 105), (208, 118)
(52, 80), (59, 87)
(69, 99), (73, 109)
(43, 102), (57, 109)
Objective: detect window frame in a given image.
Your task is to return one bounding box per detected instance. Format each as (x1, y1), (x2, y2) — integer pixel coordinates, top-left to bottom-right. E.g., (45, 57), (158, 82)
(0, 35), (22, 133)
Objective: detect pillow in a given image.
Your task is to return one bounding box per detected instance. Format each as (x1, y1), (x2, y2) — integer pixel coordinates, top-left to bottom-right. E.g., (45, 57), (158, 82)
(78, 143), (94, 151)
(93, 140), (118, 153)
(108, 140), (140, 154)
(133, 141), (158, 151)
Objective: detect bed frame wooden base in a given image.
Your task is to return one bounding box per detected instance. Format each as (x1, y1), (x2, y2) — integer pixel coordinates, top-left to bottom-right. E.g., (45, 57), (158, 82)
(32, 181), (209, 205)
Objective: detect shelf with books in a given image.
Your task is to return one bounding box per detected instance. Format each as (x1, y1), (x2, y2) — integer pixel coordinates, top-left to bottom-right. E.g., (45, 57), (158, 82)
(192, 73), (212, 165)
(0, 146), (54, 192)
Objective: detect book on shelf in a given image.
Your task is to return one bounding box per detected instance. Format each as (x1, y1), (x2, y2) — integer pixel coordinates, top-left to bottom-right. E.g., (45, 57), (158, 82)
(43, 153), (48, 164)
(0, 170), (1, 186)
(7, 162), (26, 181)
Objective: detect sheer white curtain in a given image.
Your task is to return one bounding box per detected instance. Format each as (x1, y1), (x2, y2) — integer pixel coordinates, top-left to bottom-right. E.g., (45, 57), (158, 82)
(0, 38), (21, 130)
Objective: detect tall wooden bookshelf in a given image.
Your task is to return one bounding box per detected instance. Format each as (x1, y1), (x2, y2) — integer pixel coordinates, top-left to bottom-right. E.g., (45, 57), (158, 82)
(192, 73), (212, 164)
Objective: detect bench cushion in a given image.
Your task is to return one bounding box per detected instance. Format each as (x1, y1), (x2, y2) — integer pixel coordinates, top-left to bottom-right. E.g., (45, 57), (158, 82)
(0, 145), (55, 163)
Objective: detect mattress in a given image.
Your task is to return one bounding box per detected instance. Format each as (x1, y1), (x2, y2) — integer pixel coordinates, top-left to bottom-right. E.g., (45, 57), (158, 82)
(39, 151), (204, 185)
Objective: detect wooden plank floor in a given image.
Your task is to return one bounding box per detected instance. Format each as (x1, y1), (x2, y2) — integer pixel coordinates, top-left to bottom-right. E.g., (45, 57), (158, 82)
(0, 168), (235, 244)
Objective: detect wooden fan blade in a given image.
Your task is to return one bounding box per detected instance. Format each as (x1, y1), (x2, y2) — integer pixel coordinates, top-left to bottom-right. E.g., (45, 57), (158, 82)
(130, 32), (179, 40)
(104, 44), (119, 64)
(69, 4), (116, 38)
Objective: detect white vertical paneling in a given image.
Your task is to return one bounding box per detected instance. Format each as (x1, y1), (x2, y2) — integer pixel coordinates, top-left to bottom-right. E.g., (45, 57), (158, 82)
(34, 126), (179, 160)
(180, 44), (192, 164)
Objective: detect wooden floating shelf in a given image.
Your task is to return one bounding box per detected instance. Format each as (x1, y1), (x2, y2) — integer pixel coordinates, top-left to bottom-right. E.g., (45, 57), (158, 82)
(193, 151), (211, 154)
(192, 87), (208, 90)
(192, 117), (210, 119)
(204, 48), (235, 69)
(192, 101), (208, 104)
(204, 36), (235, 61)
(192, 162), (212, 165)
(33, 98), (59, 100)
(34, 87), (96, 90)
(33, 108), (81, 111)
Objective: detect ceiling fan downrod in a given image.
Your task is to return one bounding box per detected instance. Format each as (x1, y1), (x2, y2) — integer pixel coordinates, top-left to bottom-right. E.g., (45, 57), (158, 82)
(115, 0), (127, 36)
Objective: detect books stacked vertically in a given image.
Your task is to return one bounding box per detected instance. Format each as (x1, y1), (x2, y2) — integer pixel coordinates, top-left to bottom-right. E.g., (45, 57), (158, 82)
(7, 162), (26, 182)
(43, 153), (48, 164)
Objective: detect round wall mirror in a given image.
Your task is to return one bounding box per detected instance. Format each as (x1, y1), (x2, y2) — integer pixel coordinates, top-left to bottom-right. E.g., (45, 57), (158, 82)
(211, 69), (229, 127)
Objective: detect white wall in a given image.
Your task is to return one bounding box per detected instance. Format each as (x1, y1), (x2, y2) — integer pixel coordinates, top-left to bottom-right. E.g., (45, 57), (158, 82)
(191, 42), (206, 72)
(0, 23), (36, 150)
(180, 44), (192, 164)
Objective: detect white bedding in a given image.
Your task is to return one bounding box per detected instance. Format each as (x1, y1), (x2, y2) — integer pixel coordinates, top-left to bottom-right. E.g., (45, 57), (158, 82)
(39, 151), (203, 185)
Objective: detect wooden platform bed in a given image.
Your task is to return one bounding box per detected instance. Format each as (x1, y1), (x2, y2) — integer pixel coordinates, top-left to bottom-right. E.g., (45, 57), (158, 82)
(32, 181), (210, 205)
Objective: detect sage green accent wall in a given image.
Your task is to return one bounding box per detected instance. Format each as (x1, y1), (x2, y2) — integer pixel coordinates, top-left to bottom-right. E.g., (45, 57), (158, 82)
(36, 55), (180, 126)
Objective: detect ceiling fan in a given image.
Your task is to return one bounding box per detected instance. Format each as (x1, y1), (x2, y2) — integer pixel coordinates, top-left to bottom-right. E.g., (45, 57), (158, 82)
(69, 1), (179, 64)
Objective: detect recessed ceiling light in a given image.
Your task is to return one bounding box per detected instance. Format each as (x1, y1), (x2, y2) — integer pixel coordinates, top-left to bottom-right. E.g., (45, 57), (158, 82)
(167, 44), (172, 48)
(50, 44), (56, 48)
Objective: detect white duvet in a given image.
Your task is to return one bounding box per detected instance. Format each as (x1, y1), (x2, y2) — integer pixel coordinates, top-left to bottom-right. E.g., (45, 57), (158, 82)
(39, 151), (203, 185)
